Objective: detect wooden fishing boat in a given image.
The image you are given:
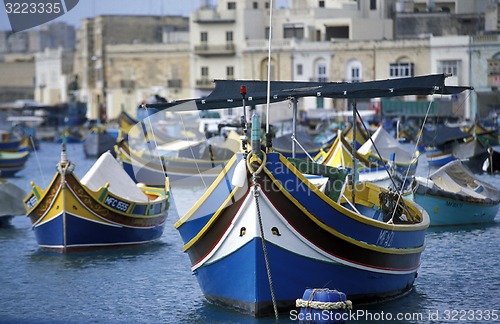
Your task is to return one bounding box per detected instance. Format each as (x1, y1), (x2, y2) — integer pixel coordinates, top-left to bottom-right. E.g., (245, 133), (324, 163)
(54, 127), (85, 143)
(83, 126), (117, 158)
(272, 127), (336, 159)
(0, 130), (22, 152)
(143, 74), (469, 316)
(115, 132), (240, 186)
(358, 126), (419, 179)
(24, 147), (169, 252)
(315, 132), (392, 188)
(451, 136), (488, 173)
(412, 160), (500, 226)
(0, 150), (29, 177)
(422, 125), (470, 166)
(117, 110), (140, 133)
(0, 178), (26, 226)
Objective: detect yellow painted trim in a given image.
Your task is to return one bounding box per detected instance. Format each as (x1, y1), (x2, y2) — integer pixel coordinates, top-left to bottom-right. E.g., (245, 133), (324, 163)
(276, 154), (428, 231)
(181, 186), (240, 252)
(23, 172), (61, 213)
(174, 154), (237, 228)
(263, 160), (424, 254)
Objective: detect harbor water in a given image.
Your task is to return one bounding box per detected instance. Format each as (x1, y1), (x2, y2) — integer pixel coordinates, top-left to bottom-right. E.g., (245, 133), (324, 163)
(1, 142), (500, 323)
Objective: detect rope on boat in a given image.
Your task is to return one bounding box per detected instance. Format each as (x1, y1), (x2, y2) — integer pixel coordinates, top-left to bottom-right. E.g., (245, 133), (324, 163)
(248, 151), (278, 320)
(296, 298), (353, 310)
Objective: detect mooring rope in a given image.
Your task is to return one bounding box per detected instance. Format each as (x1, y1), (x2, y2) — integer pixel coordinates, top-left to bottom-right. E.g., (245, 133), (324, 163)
(248, 152), (278, 320)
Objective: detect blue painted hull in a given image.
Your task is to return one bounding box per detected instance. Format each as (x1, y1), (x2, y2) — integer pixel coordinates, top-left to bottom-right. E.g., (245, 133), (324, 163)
(413, 193), (499, 226)
(194, 238), (417, 314)
(425, 147), (455, 166)
(176, 152), (429, 315)
(33, 212), (165, 249)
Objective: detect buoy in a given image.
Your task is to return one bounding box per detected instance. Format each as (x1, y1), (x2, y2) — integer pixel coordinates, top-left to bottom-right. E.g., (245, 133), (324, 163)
(296, 288), (352, 323)
(231, 158), (247, 187)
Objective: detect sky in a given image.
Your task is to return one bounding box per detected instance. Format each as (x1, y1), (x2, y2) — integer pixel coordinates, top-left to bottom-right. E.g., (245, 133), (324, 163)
(0, 0), (289, 32)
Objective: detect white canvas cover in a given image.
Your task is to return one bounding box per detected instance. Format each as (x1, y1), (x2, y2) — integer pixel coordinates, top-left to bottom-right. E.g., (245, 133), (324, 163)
(81, 151), (149, 203)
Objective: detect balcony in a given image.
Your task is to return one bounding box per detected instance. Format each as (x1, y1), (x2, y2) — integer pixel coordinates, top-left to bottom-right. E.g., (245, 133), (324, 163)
(192, 9), (236, 23)
(196, 79), (215, 90)
(194, 43), (236, 56)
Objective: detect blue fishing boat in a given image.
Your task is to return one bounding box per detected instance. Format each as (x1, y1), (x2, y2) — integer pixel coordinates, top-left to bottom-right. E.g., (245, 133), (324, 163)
(54, 127), (86, 143)
(0, 150), (29, 177)
(411, 160), (500, 226)
(143, 74), (469, 316)
(0, 130), (22, 152)
(24, 146), (169, 252)
(422, 125), (470, 166)
(115, 132), (240, 186)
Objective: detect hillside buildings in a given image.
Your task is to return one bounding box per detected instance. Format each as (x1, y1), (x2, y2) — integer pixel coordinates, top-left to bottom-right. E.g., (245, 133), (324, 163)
(2, 0), (500, 122)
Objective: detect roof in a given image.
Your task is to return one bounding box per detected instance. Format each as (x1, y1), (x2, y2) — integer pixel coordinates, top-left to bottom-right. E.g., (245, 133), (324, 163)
(145, 74), (472, 111)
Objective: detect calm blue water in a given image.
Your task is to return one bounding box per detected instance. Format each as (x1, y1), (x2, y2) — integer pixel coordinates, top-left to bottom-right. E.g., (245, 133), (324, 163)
(1, 142), (500, 324)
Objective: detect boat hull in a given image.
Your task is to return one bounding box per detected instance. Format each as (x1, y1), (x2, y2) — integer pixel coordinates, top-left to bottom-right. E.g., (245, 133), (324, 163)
(176, 152), (428, 316)
(195, 237), (418, 315)
(425, 147), (455, 166)
(0, 151), (29, 176)
(25, 169), (168, 252)
(413, 193), (499, 226)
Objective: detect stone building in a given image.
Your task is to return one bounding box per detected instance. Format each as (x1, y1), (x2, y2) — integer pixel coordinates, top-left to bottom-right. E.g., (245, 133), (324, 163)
(74, 15), (189, 120)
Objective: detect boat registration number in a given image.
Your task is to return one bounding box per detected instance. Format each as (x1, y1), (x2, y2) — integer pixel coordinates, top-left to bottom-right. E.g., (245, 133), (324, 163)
(25, 195), (38, 209)
(104, 196), (130, 212)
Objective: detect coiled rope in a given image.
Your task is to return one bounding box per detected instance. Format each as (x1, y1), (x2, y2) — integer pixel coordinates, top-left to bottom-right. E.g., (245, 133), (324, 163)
(296, 288), (353, 310)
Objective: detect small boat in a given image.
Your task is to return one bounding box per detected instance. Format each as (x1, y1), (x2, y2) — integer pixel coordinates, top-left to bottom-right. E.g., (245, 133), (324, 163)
(482, 146), (500, 173)
(315, 132), (392, 188)
(0, 130), (22, 152)
(142, 74), (469, 316)
(0, 178), (26, 226)
(54, 127), (86, 144)
(0, 150), (29, 177)
(24, 147), (169, 252)
(358, 126), (419, 179)
(83, 126), (117, 158)
(422, 125), (470, 166)
(115, 131), (240, 186)
(117, 110), (140, 134)
(272, 127), (336, 159)
(411, 160), (500, 226)
(451, 136), (488, 173)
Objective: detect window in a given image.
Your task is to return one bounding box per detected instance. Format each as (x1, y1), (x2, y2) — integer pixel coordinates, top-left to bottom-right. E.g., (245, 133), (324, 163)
(227, 66), (234, 79)
(389, 62), (414, 78)
(319, 1), (325, 8)
(253, 2), (258, 9)
(201, 66), (209, 78)
(200, 32), (208, 43)
(346, 60), (362, 82)
(370, 0), (377, 10)
(226, 31), (233, 42)
(227, 2), (236, 10)
(297, 64), (303, 76)
(317, 63), (327, 82)
(265, 2), (269, 9)
(438, 60), (459, 77)
(351, 67), (360, 82)
(284, 23), (304, 39)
